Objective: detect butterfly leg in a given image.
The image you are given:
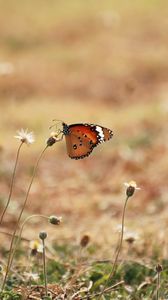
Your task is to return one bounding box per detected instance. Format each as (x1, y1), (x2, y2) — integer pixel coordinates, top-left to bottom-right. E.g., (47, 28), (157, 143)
(54, 130), (64, 142)
(50, 129), (64, 142)
(49, 122), (58, 131)
(49, 121), (64, 141)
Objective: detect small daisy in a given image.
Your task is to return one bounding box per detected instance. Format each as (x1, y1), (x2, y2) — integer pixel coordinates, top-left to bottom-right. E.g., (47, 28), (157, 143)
(14, 129), (35, 145)
(124, 181), (141, 197)
(124, 181), (140, 189)
(29, 240), (43, 256)
(124, 230), (139, 244)
(115, 224), (127, 233)
(24, 271), (39, 281)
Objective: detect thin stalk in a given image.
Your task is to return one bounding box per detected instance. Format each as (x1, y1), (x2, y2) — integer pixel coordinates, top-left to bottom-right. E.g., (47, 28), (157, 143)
(109, 196), (129, 277)
(78, 280), (124, 300)
(98, 196), (129, 300)
(156, 272), (160, 300)
(42, 239), (48, 296)
(9, 214), (49, 272)
(0, 142), (23, 225)
(1, 145), (48, 291)
(0, 230), (29, 242)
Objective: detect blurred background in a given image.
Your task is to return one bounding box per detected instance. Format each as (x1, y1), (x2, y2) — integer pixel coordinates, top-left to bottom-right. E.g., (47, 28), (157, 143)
(0, 0), (168, 259)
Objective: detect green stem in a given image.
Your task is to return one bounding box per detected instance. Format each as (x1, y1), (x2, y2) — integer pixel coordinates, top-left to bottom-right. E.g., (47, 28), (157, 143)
(80, 280), (124, 300)
(1, 145), (48, 291)
(9, 214), (49, 272)
(156, 272), (160, 300)
(0, 230), (29, 242)
(98, 196), (129, 300)
(110, 196), (129, 277)
(42, 239), (48, 296)
(0, 142), (23, 225)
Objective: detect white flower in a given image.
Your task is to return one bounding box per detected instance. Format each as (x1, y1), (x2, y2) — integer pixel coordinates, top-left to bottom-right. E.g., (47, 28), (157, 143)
(115, 224), (127, 233)
(124, 181), (141, 197)
(29, 240), (43, 252)
(37, 244), (43, 253)
(24, 271), (39, 281)
(124, 181), (140, 190)
(29, 240), (43, 255)
(124, 230), (139, 244)
(14, 129), (35, 145)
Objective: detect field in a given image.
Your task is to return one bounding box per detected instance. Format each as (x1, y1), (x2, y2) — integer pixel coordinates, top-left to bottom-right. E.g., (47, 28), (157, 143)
(0, 1), (168, 299)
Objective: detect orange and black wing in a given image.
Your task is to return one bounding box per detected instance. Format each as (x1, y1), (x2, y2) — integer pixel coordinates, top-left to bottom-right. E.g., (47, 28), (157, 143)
(63, 123), (113, 160)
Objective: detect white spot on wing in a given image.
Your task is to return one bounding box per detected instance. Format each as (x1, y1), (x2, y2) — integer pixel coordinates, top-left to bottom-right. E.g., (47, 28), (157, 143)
(96, 126), (104, 142)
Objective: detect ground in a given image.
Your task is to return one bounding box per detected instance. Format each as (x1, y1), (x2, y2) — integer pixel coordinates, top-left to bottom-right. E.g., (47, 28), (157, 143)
(0, 1), (168, 299)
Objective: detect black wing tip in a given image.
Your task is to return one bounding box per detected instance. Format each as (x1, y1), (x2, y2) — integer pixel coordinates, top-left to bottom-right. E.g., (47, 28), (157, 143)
(97, 128), (114, 144)
(109, 129), (114, 139)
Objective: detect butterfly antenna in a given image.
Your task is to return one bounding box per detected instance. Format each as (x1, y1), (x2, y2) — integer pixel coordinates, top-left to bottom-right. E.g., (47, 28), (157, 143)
(52, 119), (64, 123)
(49, 119), (63, 130)
(49, 124), (56, 130)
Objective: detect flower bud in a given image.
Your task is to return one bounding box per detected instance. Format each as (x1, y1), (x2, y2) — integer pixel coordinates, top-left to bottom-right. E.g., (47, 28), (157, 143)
(49, 216), (62, 225)
(124, 181), (140, 198)
(155, 264), (163, 273)
(126, 185), (135, 197)
(39, 231), (47, 240)
(80, 234), (90, 248)
(47, 137), (56, 147)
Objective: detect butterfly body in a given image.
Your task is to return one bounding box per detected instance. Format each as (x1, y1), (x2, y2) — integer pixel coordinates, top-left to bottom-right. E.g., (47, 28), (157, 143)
(62, 122), (113, 160)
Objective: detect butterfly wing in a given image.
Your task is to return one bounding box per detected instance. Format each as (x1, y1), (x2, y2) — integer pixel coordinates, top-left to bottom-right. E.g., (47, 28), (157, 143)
(63, 123), (113, 159)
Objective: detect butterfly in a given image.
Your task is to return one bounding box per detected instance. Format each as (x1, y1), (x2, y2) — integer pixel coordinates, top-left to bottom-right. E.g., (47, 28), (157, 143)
(54, 122), (113, 160)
